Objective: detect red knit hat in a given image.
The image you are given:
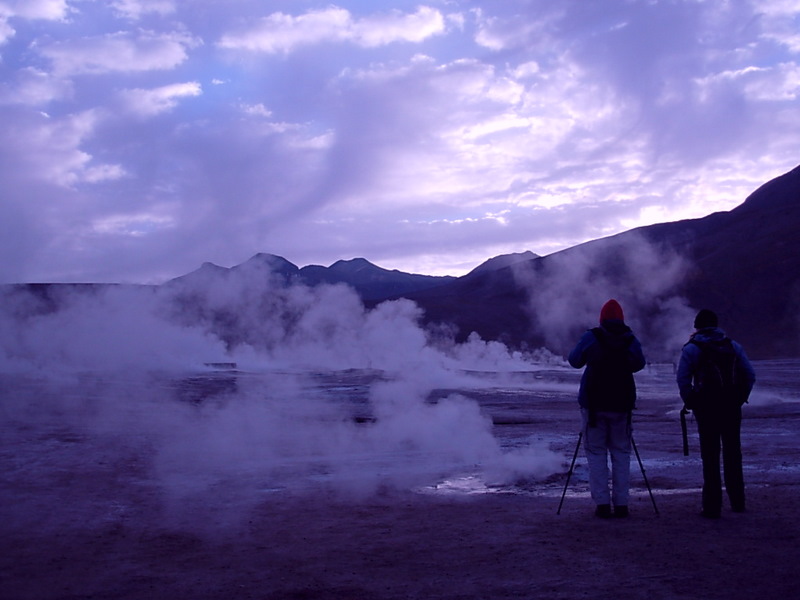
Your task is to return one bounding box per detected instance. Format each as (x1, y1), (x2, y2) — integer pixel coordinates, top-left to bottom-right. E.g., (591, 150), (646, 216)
(600, 299), (624, 323)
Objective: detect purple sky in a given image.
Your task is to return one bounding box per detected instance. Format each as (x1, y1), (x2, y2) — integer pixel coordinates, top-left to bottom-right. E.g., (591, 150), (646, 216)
(1, 1), (798, 283)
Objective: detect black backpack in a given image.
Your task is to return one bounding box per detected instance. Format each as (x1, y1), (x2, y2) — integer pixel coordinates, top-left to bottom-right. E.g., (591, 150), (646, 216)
(583, 327), (637, 412)
(688, 338), (742, 405)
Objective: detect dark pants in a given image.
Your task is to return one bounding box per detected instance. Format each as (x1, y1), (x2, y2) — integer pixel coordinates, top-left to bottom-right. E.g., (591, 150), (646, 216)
(694, 405), (745, 514)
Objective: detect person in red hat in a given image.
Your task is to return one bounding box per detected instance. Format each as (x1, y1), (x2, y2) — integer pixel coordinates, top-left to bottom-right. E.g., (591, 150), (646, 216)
(568, 299), (646, 518)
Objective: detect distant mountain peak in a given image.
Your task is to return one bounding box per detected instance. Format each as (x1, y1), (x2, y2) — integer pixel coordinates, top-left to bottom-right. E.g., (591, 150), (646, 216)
(329, 257), (377, 272)
(199, 261), (225, 271)
(165, 260), (228, 285)
(243, 252), (295, 267)
(736, 163), (800, 214)
(467, 251), (539, 276)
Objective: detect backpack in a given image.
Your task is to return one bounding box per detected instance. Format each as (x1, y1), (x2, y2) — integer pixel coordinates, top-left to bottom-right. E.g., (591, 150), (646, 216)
(583, 327), (637, 412)
(688, 338), (741, 405)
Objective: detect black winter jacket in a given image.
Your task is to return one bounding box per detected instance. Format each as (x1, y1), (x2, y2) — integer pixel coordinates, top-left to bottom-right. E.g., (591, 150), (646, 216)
(568, 319), (646, 412)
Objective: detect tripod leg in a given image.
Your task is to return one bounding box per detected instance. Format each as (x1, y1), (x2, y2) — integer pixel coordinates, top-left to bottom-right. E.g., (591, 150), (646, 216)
(680, 407), (690, 456)
(557, 432), (582, 515)
(631, 435), (659, 515)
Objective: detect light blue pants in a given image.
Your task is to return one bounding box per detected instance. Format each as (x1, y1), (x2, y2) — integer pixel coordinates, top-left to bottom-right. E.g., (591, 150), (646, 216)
(581, 409), (632, 507)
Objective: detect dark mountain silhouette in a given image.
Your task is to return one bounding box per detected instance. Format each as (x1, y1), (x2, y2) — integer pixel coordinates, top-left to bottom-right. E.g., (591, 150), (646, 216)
(465, 251), (539, 276)
(662, 164), (800, 358)
(298, 258), (456, 301)
(381, 164), (800, 359)
(168, 253), (300, 287)
(168, 253), (455, 301)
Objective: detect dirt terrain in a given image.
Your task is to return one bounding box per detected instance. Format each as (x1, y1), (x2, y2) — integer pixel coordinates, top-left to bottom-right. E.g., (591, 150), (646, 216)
(2, 363), (799, 600)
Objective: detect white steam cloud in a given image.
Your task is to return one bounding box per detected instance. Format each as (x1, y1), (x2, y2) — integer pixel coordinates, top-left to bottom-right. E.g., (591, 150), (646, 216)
(513, 233), (697, 361)
(0, 233), (710, 520)
(0, 272), (565, 515)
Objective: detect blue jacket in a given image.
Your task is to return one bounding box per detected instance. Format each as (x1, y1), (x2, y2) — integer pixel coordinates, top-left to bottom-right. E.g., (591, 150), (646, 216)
(568, 319), (646, 411)
(676, 327), (756, 406)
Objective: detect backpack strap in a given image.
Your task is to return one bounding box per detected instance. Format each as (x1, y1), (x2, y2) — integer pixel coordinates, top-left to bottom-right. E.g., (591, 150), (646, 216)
(688, 336), (734, 352)
(591, 326), (634, 349)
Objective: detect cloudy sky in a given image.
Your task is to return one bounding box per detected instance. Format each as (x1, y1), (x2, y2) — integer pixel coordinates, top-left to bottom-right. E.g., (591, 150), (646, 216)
(1, 0), (798, 283)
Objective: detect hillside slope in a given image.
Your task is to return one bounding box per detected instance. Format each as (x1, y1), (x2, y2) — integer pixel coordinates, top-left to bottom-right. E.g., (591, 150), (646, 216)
(392, 165), (800, 359)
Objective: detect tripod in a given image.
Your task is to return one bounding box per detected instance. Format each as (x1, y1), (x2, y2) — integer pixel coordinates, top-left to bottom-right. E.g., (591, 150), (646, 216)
(557, 430), (659, 515)
(556, 432), (583, 515)
(680, 406), (690, 456)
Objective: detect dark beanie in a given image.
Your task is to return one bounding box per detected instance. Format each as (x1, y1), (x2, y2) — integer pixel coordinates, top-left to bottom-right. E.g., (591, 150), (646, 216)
(599, 299), (624, 323)
(694, 309), (718, 329)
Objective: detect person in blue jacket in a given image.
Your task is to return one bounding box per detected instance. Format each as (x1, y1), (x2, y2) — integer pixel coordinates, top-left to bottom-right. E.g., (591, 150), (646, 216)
(568, 299), (646, 518)
(677, 309), (756, 518)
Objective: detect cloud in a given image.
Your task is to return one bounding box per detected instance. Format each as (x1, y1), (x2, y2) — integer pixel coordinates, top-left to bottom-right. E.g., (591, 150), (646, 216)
(0, 270), (565, 503)
(0, 284), (226, 372)
(110, 0), (175, 20)
(0, 258), (550, 376)
(759, 0), (800, 52)
(219, 6), (350, 53)
(0, 108), (123, 186)
(0, 18), (12, 45)
(38, 30), (197, 75)
(0, 0), (69, 44)
(119, 81), (202, 117)
(355, 5), (446, 47)
(473, 5), (558, 52)
(696, 63), (800, 102)
(0, 0), (68, 20)
(0, 0), (798, 283)
(218, 5), (446, 53)
(0, 67), (72, 106)
(90, 212), (173, 236)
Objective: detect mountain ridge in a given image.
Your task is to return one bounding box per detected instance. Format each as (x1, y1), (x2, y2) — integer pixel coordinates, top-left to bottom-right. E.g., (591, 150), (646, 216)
(391, 164), (800, 359)
(4, 165), (798, 359)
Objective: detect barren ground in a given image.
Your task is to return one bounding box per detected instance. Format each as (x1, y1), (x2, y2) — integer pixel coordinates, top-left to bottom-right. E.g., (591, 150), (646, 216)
(2, 363), (799, 600)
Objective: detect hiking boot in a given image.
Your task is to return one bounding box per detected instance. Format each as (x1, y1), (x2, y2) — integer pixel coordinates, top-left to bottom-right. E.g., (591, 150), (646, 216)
(700, 509), (721, 519)
(614, 506), (629, 518)
(731, 504), (746, 513)
(594, 504), (612, 519)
